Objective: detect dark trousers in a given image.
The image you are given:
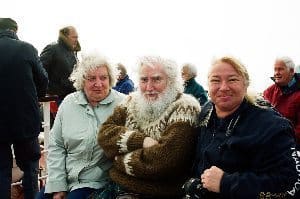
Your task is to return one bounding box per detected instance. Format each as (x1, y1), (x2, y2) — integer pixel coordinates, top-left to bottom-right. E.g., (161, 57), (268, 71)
(0, 137), (40, 199)
(36, 186), (96, 199)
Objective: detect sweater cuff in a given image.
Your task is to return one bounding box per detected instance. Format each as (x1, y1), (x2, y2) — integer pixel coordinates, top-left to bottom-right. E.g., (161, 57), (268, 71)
(127, 131), (146, 151)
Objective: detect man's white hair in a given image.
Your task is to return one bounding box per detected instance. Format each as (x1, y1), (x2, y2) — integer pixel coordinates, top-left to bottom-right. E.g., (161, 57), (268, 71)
(69, 53), (116, 90)
(276, 56), (295, 70)
(137, 55), (183, 93)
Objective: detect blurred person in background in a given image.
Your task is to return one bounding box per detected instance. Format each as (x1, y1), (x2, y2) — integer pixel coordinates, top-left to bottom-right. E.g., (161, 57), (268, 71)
(181, 63), (208, 106)
(263, 56), (300, 146)
(40, 26), (80, 105)
(113, 63), (135, 94)
(0, 17), (48, 199)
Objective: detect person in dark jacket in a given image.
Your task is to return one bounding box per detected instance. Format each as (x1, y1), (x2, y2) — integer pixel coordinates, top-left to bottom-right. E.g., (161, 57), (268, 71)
(184, 56), (300, 199)
(113, 63), (135, 94)
(40, 26), (81, 105)
(263, 56), (300, 145)
(181, 63), (208, 105)
(0, 18), (48, 199)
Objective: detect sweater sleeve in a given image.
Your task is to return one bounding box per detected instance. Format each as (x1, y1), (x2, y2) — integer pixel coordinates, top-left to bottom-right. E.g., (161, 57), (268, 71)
(113, 121), (197, 179)
(98, 106), (147, 159)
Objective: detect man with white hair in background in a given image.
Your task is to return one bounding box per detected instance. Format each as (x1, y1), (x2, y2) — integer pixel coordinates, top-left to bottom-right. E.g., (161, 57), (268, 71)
(97, 56), (201, 198)
(263, 56), (300, 146)
(181, 63), (208, 106)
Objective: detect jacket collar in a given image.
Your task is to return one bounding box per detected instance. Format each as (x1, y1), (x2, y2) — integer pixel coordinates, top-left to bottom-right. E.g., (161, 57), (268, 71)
(199, 99), (248, 128)
(0, 30), (18, 40)
(271, 73), (300, 94)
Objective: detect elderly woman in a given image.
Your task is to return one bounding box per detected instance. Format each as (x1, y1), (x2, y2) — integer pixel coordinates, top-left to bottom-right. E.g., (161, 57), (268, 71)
(184, 56), (300, 198)
(37, 54), (125, 199)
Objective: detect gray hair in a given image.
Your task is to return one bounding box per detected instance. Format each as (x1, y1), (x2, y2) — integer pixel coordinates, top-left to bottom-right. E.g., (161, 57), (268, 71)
(69, 53), (116, 90)
(276, 56), (295, 70)
(137, 56), (183, 93)
(182, 63), (197, 77)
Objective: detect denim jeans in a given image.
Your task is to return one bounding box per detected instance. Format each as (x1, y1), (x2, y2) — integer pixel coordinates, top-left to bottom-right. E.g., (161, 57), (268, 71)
(0, 137), (40, 199)
(36, 186), (97, 199)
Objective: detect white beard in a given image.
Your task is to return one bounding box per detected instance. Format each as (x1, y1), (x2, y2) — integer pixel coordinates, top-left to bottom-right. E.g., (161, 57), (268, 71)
(134, 86), (178, 123)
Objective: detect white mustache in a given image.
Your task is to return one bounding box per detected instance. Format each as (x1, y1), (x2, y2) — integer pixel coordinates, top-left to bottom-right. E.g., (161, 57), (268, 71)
(144, 91), (160, 95)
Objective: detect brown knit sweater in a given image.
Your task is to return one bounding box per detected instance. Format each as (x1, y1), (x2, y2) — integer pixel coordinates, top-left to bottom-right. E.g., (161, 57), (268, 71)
(98, 93), (201, 197)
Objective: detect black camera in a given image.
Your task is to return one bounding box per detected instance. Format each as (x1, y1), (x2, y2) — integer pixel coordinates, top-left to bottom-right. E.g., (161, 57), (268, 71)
(182, 178), (207, 199)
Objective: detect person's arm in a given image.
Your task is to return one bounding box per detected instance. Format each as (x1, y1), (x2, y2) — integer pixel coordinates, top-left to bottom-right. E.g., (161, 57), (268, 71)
(40, 44), (55, 74)
(220, 127), (299, 199)
(45, 104), (68, 193)
(194, 85), (208, 106)
(30, 45), (48, 97)
(113, 121), (197, 179)
(99, 101), (199, 179)
(98, 105), (147, 159)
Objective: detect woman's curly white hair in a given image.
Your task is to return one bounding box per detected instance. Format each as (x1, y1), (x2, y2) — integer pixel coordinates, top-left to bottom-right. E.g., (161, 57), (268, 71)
(69, 53), (116, 90)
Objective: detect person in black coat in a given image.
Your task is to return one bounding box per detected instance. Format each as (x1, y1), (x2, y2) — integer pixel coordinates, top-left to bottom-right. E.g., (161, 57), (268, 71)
(184, 56), (300, 198)
(0, 18), (48, 199)
(40, 26), (81, 104)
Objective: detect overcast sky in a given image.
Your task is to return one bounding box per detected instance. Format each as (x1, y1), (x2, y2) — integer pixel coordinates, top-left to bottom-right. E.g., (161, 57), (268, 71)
(2, 0), (300, 92)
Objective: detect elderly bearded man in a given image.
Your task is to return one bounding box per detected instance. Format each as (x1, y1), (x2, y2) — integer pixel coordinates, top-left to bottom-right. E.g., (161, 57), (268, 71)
(97, 56), (201, 198)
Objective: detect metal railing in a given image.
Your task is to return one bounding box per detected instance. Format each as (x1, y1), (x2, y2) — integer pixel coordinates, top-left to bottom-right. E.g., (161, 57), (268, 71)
(11, 95), (57, 189)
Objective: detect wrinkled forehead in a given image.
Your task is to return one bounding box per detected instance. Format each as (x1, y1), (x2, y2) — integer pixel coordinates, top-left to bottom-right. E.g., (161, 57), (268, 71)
(274, 60), (287, 68)
(139, 63), (167, 77)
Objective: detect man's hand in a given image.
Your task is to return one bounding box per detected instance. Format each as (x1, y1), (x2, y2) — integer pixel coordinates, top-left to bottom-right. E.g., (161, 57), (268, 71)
(201, 166), (224, 193)
(143, 137), (158, 148)
(53, 191), (67, 199)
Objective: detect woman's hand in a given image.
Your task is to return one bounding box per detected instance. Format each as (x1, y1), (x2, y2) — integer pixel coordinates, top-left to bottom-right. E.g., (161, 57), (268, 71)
(201, 166), (224, 193)
(53, 191), (67, 199)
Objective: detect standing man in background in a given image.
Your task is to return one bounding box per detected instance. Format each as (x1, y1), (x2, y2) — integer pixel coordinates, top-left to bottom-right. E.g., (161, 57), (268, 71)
(0, 18), (48, 199)
(40, 26), (81, 105)
(113, 63), (135, 94)
(263, 56), (300, 146)
(181, 63), (208, 105)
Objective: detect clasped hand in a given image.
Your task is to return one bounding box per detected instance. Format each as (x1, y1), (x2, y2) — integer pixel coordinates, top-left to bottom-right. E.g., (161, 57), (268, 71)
(200, 166), (224, 193)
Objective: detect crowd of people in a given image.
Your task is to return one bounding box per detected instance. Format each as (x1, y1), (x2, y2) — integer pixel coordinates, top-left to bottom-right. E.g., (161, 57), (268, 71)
(1, 17), (300, 199)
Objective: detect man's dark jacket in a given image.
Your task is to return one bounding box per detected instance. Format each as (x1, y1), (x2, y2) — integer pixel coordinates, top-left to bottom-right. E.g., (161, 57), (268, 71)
(0, 30), (48, 142)
(40, 39), (77, 99)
